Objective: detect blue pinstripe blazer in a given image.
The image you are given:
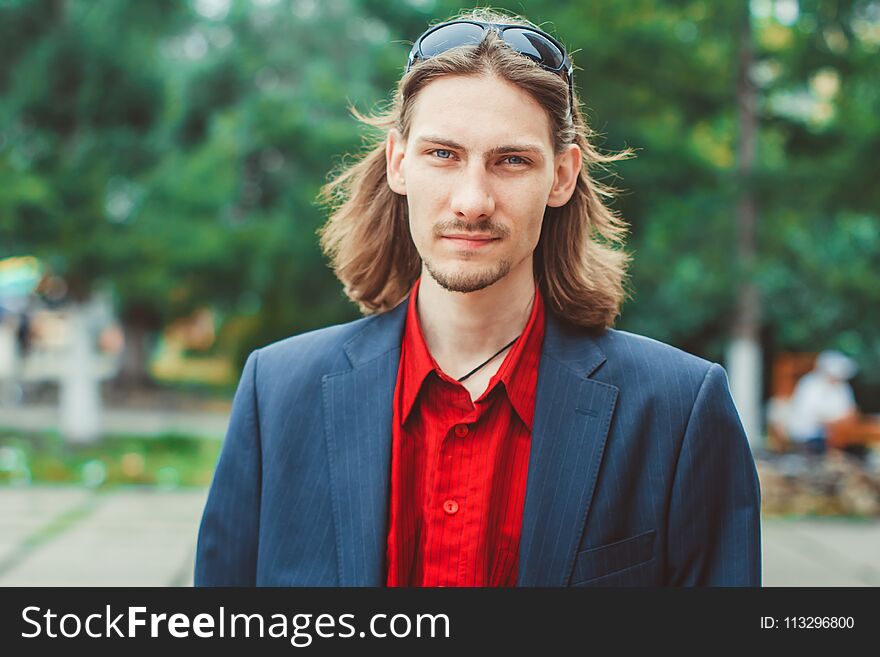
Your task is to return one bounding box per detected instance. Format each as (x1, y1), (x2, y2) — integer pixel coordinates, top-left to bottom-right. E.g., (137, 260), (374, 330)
(194, 296), (761, 587)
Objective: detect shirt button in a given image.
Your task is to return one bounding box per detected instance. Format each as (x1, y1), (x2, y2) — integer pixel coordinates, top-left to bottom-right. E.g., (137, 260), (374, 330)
(454, 424), (469, 437)
(442, 499), (459, 515)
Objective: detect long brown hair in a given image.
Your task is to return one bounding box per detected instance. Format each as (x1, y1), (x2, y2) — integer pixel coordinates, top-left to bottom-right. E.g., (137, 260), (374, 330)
(318, 7), (633, 332)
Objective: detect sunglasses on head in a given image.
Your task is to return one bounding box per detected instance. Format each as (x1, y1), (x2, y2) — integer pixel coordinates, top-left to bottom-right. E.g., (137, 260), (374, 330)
(405, 19), (575, 119)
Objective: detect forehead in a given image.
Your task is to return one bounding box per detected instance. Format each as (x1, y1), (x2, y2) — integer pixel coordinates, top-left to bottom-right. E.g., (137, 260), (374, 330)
(407, 74), (554, 153)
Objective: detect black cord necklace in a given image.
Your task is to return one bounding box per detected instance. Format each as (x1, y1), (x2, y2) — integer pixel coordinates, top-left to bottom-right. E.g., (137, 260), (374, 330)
(456, 336), (520, 382)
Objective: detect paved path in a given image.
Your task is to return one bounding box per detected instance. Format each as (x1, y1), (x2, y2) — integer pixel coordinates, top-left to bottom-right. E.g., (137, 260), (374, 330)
(762, 517), (880, 586)
(1, 486), (878, 586)
(0, 486), (206, 586)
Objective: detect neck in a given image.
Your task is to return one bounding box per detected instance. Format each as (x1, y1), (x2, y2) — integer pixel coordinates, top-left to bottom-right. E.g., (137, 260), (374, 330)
(416, 259), (536, 379)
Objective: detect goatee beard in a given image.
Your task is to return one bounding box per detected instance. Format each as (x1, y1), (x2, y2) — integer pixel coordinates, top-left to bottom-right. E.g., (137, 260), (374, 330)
(423, 259), (512, 293)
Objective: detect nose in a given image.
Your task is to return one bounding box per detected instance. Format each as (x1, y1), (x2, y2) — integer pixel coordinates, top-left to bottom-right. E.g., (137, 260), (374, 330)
(450, 163), (495, 222)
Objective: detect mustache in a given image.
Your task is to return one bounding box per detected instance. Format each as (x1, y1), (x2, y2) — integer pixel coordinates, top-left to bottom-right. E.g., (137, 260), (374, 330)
(432, 219), (510, 239)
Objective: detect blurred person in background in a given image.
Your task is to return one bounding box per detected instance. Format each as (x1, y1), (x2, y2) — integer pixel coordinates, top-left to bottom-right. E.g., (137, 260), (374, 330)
(785, 350), (859, 456)
(195, 7), (761, 588)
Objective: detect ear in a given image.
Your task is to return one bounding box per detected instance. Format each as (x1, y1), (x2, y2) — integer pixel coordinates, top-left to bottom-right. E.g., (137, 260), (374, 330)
(546, 143), (581, 208)
(386, 128), (407, 195)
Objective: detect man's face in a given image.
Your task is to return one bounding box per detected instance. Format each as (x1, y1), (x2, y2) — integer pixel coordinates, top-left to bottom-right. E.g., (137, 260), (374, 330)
(386, 73), (580, 293)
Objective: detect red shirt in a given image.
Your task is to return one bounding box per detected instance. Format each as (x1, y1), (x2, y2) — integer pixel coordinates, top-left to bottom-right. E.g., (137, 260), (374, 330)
(385, 277), (546, 587)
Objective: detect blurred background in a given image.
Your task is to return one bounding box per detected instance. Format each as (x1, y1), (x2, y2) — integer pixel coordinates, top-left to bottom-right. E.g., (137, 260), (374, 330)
(1, 0), (878, 586)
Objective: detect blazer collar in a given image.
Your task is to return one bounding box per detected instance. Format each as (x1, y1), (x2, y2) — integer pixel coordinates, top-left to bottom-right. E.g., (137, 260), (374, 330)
(541, 308), (607, 378)
(516, 311), (617, 586)
(323, 298), (409, 586)
(342, 297), (410, 368)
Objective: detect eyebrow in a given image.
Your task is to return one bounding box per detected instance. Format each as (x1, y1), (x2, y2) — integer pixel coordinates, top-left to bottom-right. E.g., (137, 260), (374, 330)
(414, 135), (546, 159)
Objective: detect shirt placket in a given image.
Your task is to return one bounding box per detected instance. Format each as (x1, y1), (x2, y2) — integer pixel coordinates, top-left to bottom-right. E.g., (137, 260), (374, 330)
(428, 385), (483, 587)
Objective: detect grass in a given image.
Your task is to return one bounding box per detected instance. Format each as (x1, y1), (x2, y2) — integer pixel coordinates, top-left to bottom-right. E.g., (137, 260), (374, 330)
(0, 429), (221, 489)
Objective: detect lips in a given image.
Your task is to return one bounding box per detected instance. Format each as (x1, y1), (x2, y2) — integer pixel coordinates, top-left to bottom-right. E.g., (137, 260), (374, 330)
(441, 234), (499, 249)
(442, 233), (496, 240)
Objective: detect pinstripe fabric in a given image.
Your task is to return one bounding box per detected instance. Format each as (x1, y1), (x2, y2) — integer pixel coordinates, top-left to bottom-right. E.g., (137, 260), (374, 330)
(193, 350), (262, 586)
(194, 294), (761, 587)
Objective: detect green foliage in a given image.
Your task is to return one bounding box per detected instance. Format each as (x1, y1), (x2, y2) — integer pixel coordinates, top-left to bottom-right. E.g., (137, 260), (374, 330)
(0, 429), (221, 488)
(1, 0), (878, 388)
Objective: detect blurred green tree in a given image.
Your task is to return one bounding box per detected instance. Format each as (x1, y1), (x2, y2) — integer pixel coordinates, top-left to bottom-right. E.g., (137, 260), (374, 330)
(1, 0), (878, 406)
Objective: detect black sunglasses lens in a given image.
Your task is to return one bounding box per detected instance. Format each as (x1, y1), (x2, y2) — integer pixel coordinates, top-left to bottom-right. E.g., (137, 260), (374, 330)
(419, 23), (486, 58)
(503, 28), (565, 70)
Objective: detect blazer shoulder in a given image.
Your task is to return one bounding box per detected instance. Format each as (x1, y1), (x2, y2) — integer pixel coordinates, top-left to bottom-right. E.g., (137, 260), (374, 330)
(252, 313), (376, 381)
(588, 328), (733, 432)
(595, 327), (717, 386)
(248, 296), (409, 385)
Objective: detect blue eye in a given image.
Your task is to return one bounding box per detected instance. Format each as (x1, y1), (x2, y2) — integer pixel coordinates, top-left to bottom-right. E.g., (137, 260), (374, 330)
(505, 156), (529, 165)
(432, 149), (453, 159)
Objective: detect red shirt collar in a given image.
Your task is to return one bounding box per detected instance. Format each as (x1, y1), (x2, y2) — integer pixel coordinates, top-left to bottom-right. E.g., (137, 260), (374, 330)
(399, 276), (546, 430)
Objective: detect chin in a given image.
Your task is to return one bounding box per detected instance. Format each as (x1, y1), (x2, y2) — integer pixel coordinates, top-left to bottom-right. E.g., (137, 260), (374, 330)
(424, 259), (512, 294)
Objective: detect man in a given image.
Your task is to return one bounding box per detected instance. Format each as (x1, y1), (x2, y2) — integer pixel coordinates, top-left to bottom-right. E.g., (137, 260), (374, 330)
(195, 8), (761, 587)
(785, 350), (858, 455)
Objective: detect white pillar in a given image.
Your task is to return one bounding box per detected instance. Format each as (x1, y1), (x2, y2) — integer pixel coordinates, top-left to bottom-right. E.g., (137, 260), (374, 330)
(60, 302), (102, 444)
(725, 337), (764, 451)
(0, 320), (17, 405)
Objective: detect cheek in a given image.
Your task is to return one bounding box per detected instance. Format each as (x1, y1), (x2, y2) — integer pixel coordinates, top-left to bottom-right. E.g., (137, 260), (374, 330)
(404, 176), (446, 231)
(512, 191), (550, 245)
(405, 199), (434, 253)
(529, 216), (545, 246)
(519, 218), (545, 255)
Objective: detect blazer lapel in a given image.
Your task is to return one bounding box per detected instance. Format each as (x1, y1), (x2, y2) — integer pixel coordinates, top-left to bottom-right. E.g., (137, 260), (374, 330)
(517, 313), (619, 586)
(323, 298), (409, 586)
